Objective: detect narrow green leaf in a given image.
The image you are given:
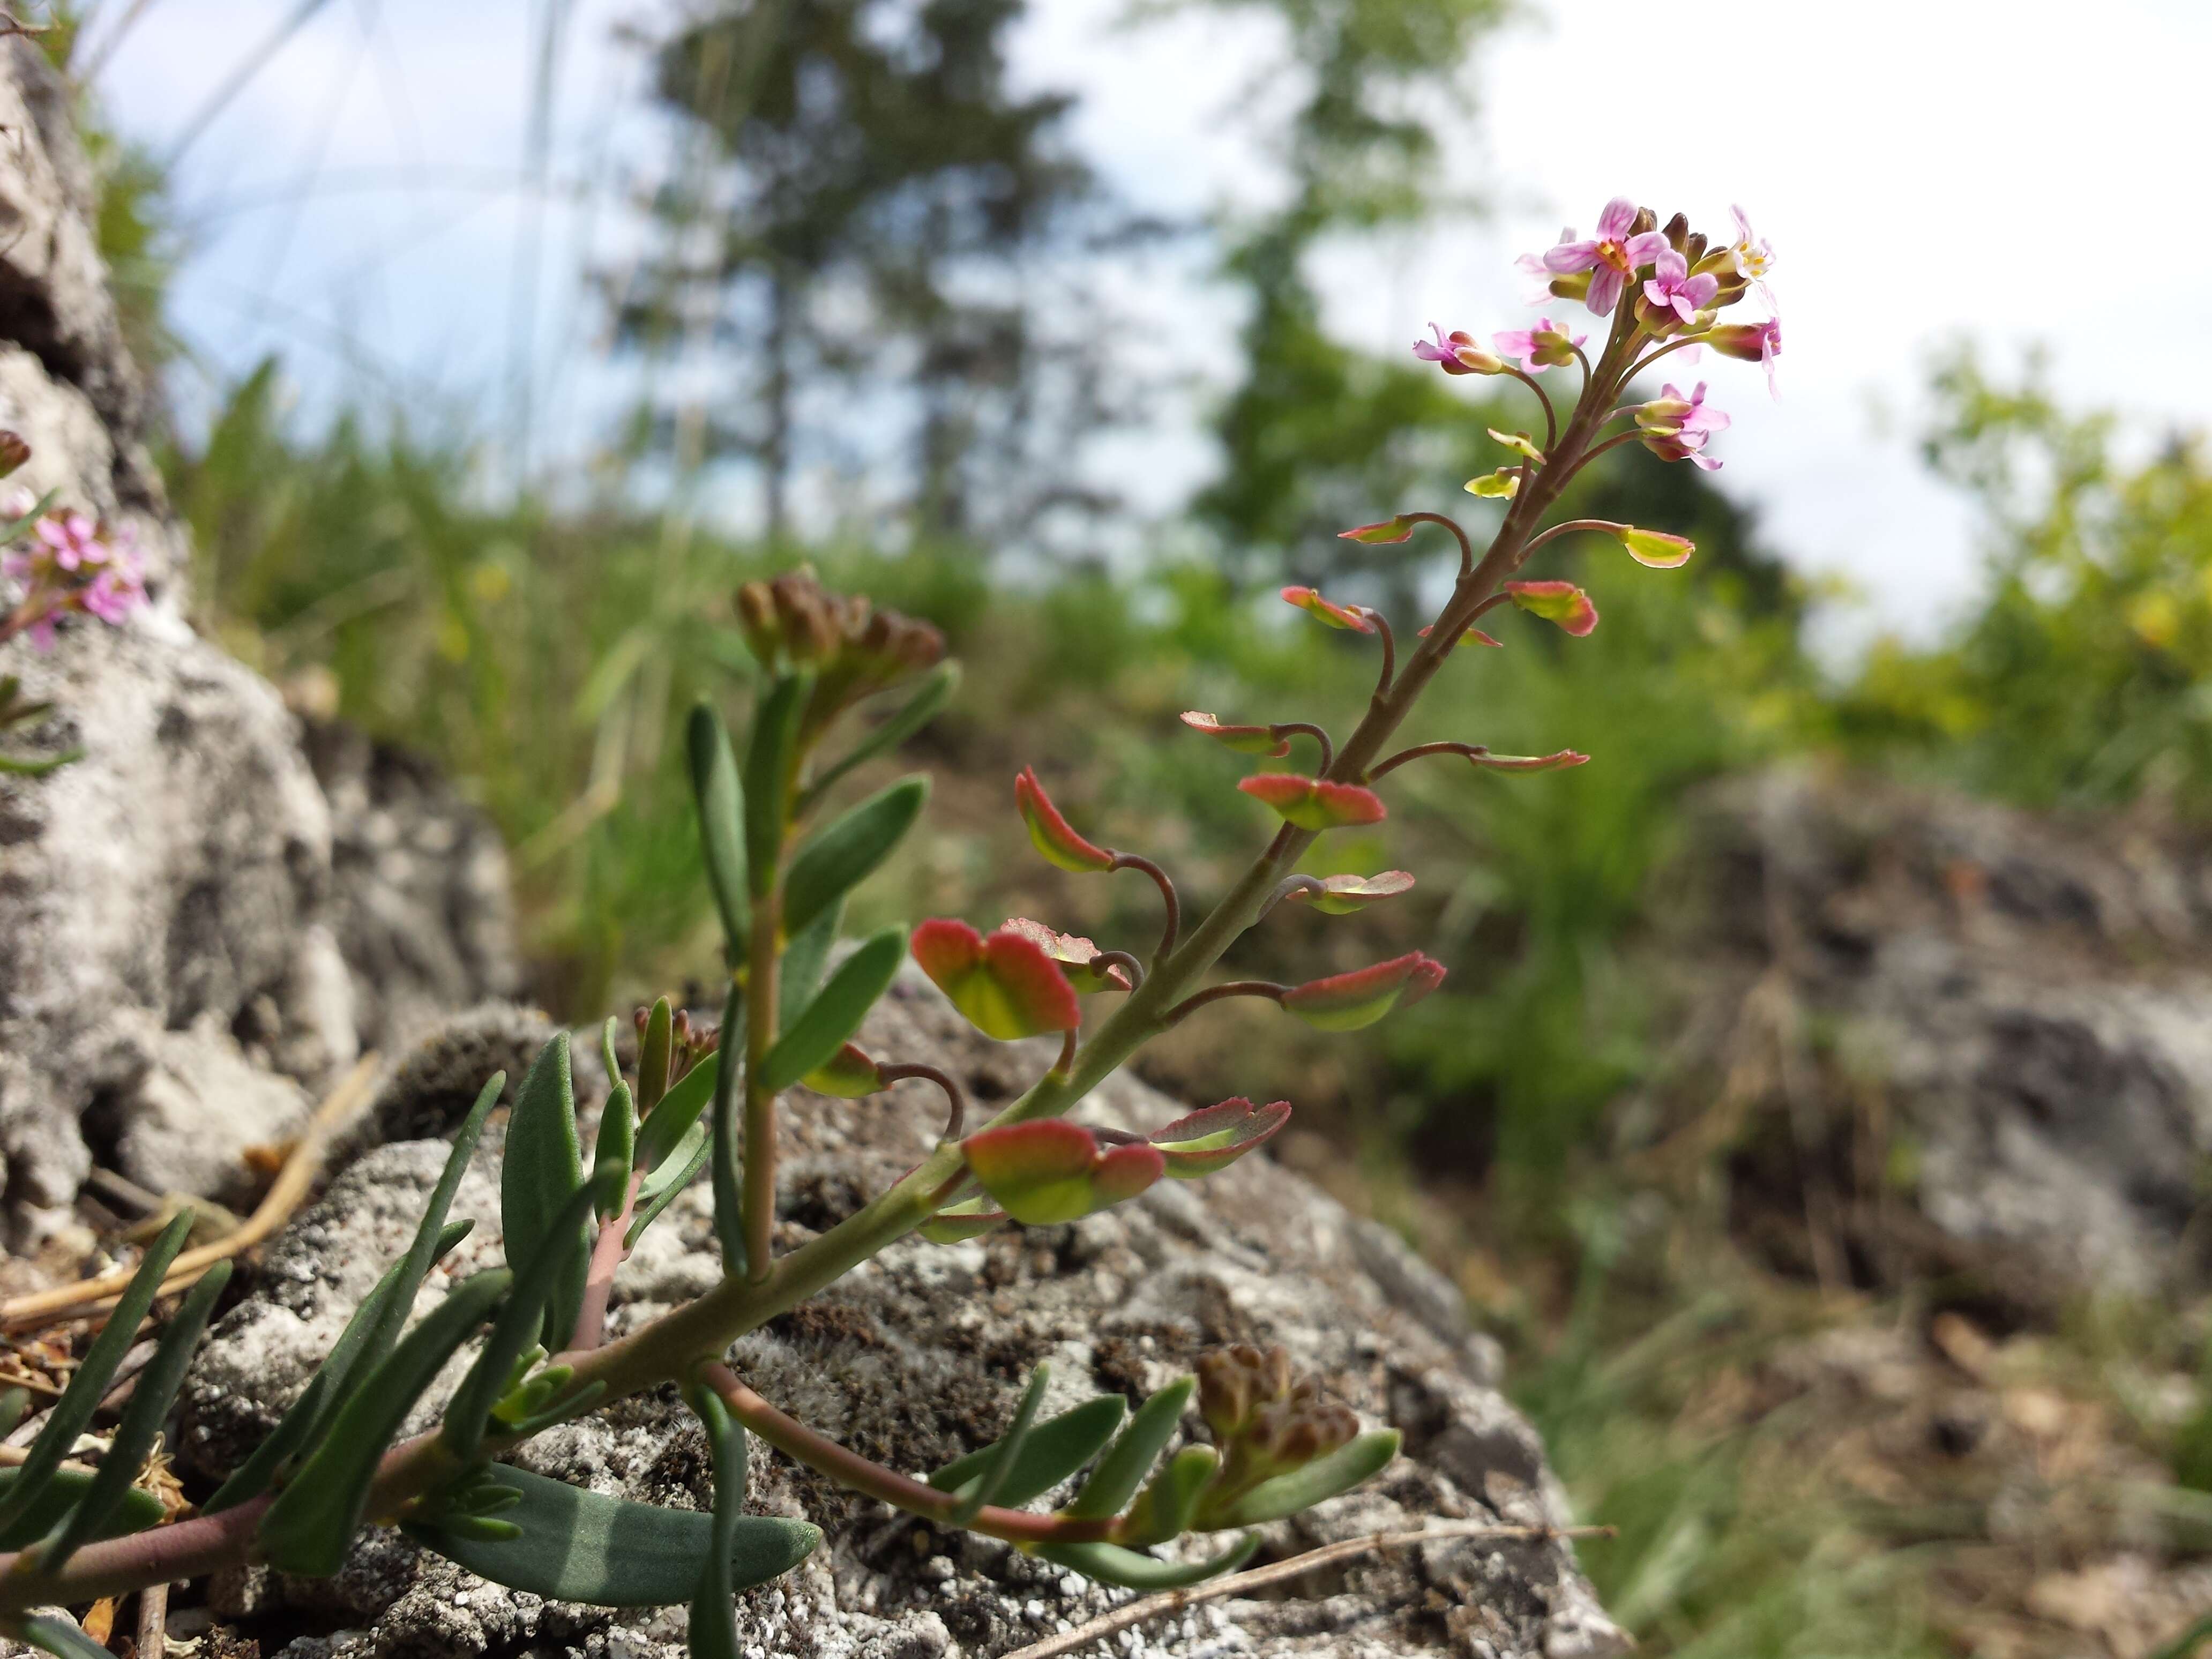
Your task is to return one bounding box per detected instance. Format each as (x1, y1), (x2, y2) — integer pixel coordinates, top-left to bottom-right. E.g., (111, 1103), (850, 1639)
(931, 1394), (1125, 1511)
(444, 1180), (611, 1461)
(639, 998), (673, 1115)
(498, 1378), (607, 1436)
(778, 898), (843, 1032)
(593, 1081), (635, 1220)
(945, 1365), (1051, 1527)
(807, 661), (960, 805)
(1064, 1377), (1194, 1521)
(204, 1220), (473, 1514)
(0, 1471), (162, 1545)
(709, 981), (747, 1279)
(742, 674), (808, 898)
(404, 1465), (818, 1608)
(502, 1034), (588, 1350)
(626, 1119), (708, 1250)
(1035, 1533), (1261, 1591)
(687, 702), (751, 955)
(10, 1611), (122, 1659)
(322, 1072), (504, 1440)
(0, 1386), (26, 1440)
(1202, 1429), (1400, 1528)
(783, 778), (928, 938)
(0, 1209), (194, 1545)
(258, 1271), (512, 1577)
(42, 1262), (233, 1571)
(634, 1049), (718, 1177)
(759, 928), (904, 1093)
(1117, 1444), (1217, 1545)
(689, 1387), (749, 1659)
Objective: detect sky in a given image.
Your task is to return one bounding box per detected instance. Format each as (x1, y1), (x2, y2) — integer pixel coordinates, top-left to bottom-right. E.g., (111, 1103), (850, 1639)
(85, 0), (2212, 648)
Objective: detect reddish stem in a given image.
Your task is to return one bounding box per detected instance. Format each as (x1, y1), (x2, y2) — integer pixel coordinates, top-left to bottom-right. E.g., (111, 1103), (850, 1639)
(1162, 981), (1288, 1025)
(698, 1363), (1114, 1545)
(1269, 721), (1334, 775)
(1396, 511), (1474, 579)
(573, 1169), (646, 1351)
(1109, 853), (1181, 965)
(877, 1062), (968, 1142)
(1369, 741), (1485, 781)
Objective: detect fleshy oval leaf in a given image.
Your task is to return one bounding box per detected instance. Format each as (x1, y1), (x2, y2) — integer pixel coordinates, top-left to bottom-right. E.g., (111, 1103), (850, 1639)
(405, 1465), (818, 1608)
(1505, 579), (1599, 637)
(1617, 526), (1694, 568)
(1180, 711), (1289, 758)
(760, 927), (906, 1092)
(802, 1041), (886, 1098)
(1471, 749), (1590, 773)
(1279, 586), (1373, 633)
(929, 1393), (1128, 1509)
(1464, 469), (1521, 499)
(1202, 1429), (1401, 1528)
(1065, 1377), (1196, 1520)
(1015, 766), (1114, 872)
(1336, 515), (1415, 545)
(1237, 773), (1386, 831)
(1280, 952), (1447, 1032)
(919, 1193), (1010, 1244)
(501, 1033), (588, 1350)
(1033, 1533), (1261, 1591)
(1148, 1098), (1292, 1179)
(911, 918), (1082, 1040)
(961, 1120), (1165, 1225)
(1001, 917), (1132, 993)
(1283, 870), (1415, 915)
(784, 776), (930, 937)
(1489, 427), (1545, 462)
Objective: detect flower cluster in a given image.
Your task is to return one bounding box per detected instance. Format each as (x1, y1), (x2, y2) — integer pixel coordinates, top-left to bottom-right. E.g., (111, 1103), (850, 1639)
(1418, 197), (1781, 484)
(0, 461), (148, 652)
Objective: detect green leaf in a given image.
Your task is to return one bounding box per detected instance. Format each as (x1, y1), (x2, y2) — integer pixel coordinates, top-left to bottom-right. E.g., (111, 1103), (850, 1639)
(502, 1034), (588, 1349)
(709, 981), (747, 1279)
(445, 1180), (611, 1462)
(0, 1386), (26, 1440)
(42, 1261), (233, 1571)
(689, 1387), (749, 1659)
(634, 1050), (719, 1177)
(1033, 1533), (1261, 1591)
(759, 928), (905, 1093)
(0, 1209), (194, 1546)
(943, 1364), (1051, 1527)
(779, 899), (843, 1031)
(626, 1119), (708, 1250)
(806, 661), (959, 805)
(10, 1611), (124, 1659)
(930, 1393), (1125, 1511)
(638, 997), (673, 1115)
(405, 1465), (818, 1608)
(783, 777), (928, 938)
(1117, 1444), (1217, 1545)
(687, 703), (751, 955)
(258, 1271), (512, 1577)
(0, 1470), (163, 1546)
(743, 674), (809, 896)
(593, 1081), (635, 1220)
(1064, 1377), (1193, 1521)
(204, 1220), (474, 1514)
(1202, 1429), (1400, 1528)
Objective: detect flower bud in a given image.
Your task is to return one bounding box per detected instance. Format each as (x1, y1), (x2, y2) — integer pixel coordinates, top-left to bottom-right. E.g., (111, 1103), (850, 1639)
(1630, 205), (1657, 236)
(1707, 323), (1770, 362)
(0, 431), (29, 478)
(1197, 1343), (1292, 1439)
(1661, 212), (1688, 251)
(1685, 231), (1708, 263)
(1547, 270), (1593, 302)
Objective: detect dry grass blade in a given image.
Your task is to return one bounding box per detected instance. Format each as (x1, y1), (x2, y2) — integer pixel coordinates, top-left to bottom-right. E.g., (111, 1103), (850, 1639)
(0, 1056), (379, 1335)
(993, 1520), (1614, 1659)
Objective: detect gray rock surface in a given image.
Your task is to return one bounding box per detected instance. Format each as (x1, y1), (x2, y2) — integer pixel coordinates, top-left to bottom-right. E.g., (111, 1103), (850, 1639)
(1649, 764), (2212, 1303)
(181, 979), (1626, 1659)
(0, 36), (515, 1240)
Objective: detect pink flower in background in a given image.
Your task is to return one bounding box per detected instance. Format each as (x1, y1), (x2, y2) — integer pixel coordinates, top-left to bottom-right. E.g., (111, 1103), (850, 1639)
(1540, 197), (1669, 316)
(1492, 316), (1586, 371)
(1729, 204), (1776, 299)
(1641, 249), (1720, 325)
(35, 512), (106, 571)
(1412, 323), (1503, 376)
(1513, 252), (1555, 304)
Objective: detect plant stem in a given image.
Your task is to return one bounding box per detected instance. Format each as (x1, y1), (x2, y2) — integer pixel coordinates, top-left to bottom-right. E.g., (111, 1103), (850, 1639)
(743, 883), (782, 1284)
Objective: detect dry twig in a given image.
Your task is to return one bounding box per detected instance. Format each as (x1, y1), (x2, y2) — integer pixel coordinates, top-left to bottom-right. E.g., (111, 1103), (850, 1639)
(994, 1519), (1613, 1659)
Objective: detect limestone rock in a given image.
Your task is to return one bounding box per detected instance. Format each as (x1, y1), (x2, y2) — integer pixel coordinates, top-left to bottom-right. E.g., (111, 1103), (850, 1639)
(1650, 763), (2212, 1303)
(182, 981), (1625, 1659)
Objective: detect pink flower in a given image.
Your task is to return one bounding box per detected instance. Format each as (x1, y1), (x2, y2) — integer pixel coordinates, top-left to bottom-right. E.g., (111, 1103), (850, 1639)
(35, 512), (107, 572)
(1635, 382), (1730, 470)
(1492, 316), (1586, 372)
(1710, 311), (1782, 399)
(79, 564), (146, 625)
(1728, 204), (1776, 300)
(1413, 323), (1503, 376)
(1540, 197), (1669, 316)
(1, 545), (29, 582)
(1513, 252), (1555, 305)
(1641, 249), (1720, 326)
(26, 612), (56, 652)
